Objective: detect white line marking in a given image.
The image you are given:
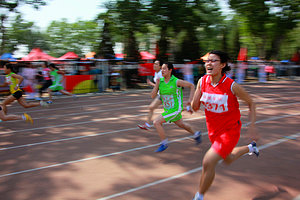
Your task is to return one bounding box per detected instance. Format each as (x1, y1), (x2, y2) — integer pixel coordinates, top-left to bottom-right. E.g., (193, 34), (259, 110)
(0, 113), (298, 178)
(1, 102), (298, 150)
(10, 99), (148, 116)
(0, 112), (148, 135)
(97, 131), (300, 200)
(2, 101), (299, 136)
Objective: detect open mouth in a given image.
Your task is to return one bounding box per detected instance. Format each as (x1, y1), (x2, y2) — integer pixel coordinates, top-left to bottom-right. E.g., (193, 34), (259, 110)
(206, 67), (213, 72)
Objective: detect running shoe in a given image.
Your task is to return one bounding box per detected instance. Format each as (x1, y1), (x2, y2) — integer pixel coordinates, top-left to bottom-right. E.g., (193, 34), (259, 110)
(193, 196), (202, 200)
(155, 143), (168, 152)
(194, 131), (202, 145)
(23, 113), (33, 124)
(193, 192), (203, 200)
(248, 141), (259, 157)
(46, 100), (53, 104)
(40, 101), (49, 107)
(138, 123), (150, 130)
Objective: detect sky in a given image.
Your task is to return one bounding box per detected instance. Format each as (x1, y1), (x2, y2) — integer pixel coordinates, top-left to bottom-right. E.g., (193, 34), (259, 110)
(18, 0), (108, 29)
(17, 0), (231, 30)
(12, 0), (231, 57)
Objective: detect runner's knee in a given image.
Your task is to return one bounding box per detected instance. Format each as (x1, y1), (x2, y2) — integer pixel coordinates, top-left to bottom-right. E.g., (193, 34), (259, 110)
(153, 118), (162, 127)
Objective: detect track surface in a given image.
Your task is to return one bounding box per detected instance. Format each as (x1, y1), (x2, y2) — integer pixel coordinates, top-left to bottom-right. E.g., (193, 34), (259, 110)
(0, 80), (299, 200)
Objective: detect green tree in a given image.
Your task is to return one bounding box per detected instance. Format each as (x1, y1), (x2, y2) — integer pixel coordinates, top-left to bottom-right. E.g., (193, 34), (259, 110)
(97, 11), (115, 59)
(109, 0), (149, 61)
(98, 20), (115, 59)
(46, 19), (99, 57)
(149, 0), (223, 62)
(229, 0), (300, 59)
(0, 0), (47, 54)
(5, 15), (49, 53)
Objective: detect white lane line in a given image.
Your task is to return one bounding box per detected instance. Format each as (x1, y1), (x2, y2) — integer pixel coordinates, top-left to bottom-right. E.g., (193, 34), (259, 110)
(0, 112), (147, 135)
(0, 115), (206, 151)
(27, 104), (147, 121)
(11, 98), (148, 115)
(2, 101), (299, 136)
(0, 113), (298, 178)
(97, 131), (300, 200)
(1, 103), (299, 151)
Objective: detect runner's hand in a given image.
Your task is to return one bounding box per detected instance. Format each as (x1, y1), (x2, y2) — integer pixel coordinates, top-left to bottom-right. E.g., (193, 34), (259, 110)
(186, 105), (193, 114)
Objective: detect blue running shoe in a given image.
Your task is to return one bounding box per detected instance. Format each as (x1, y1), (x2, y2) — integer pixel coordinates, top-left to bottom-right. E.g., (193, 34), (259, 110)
(155, 143), (168, 152)
(249, 141), (259, 157)
(194, 131), (202, 145)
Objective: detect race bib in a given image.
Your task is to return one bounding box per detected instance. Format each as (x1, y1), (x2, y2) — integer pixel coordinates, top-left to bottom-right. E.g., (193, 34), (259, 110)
(200, 92), (228, 113)
(5, 76), (11, 84)
(162, 95), (175, 109)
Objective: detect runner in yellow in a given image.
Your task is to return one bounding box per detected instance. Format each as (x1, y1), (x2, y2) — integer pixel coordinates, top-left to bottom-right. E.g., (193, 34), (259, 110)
(151, 62), (201, 152)
(0, 64), (46, 123)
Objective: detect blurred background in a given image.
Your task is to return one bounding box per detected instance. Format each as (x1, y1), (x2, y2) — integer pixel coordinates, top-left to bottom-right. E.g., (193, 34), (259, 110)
(0, 0), (299, 95)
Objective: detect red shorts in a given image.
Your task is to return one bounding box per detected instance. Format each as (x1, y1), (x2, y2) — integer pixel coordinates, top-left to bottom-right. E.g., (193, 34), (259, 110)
(209, 120), (241, 159)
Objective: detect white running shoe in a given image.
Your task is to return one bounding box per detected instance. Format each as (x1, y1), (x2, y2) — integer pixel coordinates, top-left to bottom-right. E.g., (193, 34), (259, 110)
(248, 141), (259, 157)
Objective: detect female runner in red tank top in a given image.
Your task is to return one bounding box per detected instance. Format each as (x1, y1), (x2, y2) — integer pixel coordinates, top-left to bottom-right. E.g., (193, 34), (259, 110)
(191, 50), (260, 200)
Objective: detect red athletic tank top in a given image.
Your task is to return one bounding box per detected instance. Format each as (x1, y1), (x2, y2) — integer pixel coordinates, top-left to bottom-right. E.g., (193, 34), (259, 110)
(200, 74), (241, 136)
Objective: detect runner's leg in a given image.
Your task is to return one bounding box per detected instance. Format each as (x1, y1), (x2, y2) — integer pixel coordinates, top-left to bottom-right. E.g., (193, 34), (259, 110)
(223, 146), (249, 165)
(2, 95), (16, 114)
(17, 97), (40, 108)
(147, 98), (161, 124)
(199, 148), (223, 195)
(174, 118), (195, 134)
(0, 107), (22, 121)
(153, 115), (167, 140)
(59, 89), (73, 96)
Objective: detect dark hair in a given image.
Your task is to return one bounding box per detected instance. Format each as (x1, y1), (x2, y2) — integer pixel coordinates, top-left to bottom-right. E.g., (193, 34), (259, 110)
(49, 63), (58, 70)
(5, 63), (16, 73)
(164, 62), (175, 75)
(209, 50), (231, 73)
(155, 59), (163, 66)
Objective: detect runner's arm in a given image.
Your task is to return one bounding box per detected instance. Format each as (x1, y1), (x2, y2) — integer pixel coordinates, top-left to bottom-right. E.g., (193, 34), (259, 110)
(151, 78), (160, 99)
(191, 78), (202, 111)
(147, 78), (155, 87)
(12, 73), (24, 87)
(177, 79), (195, 106)
(57, 70), (65, 75)
(232, 82), (259, 141)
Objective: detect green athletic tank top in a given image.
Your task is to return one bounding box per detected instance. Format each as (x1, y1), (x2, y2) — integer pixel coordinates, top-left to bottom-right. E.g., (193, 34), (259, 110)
(50, 69), (62, 85)
(159, 75), (183, 112)
(5, 72), (21, 93)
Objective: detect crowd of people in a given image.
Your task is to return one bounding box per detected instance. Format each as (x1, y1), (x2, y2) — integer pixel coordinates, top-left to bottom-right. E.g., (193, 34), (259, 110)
(1, 50), (260, 200)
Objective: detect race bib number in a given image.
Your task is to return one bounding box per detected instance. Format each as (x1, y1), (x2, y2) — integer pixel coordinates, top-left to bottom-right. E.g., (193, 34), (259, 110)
(200, 92), (228, 113)
(162, 95), (175, 109)
(5, 76), (11, 84)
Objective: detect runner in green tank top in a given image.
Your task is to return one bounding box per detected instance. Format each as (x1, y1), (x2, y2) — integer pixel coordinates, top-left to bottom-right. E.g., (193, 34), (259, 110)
(159, 74), (183, 123)
(151, 62), (202, 152)
(46, 63), (76, 104)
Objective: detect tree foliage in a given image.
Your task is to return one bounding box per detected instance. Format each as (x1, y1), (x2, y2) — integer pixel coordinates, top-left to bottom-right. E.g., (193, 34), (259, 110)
(229, 0), (300, 59)
(1, 0), (299, 62)
(46, 20), (99, 57)
(0, 0), (47, 54)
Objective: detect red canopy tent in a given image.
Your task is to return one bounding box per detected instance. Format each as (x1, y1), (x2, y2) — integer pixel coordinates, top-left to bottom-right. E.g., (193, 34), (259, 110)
(21, 48), (56, 61)
(56, 52), (79, 60)
(140, 51), (156, 60)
